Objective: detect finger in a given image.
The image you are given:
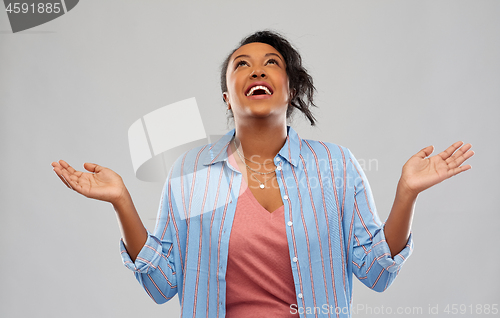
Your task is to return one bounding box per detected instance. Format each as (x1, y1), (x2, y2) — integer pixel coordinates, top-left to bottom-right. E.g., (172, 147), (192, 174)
(447, 149), (475, 169)
(449, 164), (472, 177)
(59, 160), (77, 174)
(53, 168), (71, 189)
(57, 169), (74, 190)
(52, 161), (69, 174)
(60, 160), (84, 180)
(438, 141), (464, 160)
(445, 143), (472, 164)
(84, 162), (99, 173)
(60, 169), (81, 192)
(65, 170), (80, 184)
(415, 145), (434, 158)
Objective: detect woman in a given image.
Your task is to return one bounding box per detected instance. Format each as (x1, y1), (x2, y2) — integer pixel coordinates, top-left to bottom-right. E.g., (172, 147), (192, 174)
(52, 30), (474, 317)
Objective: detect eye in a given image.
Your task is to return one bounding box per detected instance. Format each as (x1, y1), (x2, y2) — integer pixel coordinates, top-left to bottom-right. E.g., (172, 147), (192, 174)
(266, 58), (279, 66)
(235, 60), (248, 68)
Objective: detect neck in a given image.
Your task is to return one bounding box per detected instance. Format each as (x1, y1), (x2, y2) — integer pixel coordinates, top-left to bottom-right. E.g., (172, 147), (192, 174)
(232, 120), (288, 163)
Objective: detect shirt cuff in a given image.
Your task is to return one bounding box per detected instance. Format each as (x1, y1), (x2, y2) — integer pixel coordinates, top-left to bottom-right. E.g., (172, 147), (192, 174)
(119, 231), (163, 274)
(371, 225), (414, 273)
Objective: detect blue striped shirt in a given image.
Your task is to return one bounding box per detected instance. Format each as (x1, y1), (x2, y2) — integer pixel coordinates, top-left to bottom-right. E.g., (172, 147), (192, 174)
(120, 125), (413, 318)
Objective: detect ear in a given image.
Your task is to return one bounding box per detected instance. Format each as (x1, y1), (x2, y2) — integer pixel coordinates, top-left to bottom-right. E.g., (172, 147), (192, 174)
(223, 92), (231, 108)
(289, 88), (296, 103)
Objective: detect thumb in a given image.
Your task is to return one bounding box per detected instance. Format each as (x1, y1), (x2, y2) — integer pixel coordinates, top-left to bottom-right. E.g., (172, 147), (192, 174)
(415, 145), (434, 158)
(83, 162), (101, 173)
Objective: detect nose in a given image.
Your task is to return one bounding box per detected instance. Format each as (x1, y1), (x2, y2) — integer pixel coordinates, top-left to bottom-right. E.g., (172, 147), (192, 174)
(250, 70), (266, 79)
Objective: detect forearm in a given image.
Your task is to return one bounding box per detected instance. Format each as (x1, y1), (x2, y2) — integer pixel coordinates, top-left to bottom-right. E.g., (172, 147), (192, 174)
(112, 188), (148, 262)
(384, 180), (418, 257)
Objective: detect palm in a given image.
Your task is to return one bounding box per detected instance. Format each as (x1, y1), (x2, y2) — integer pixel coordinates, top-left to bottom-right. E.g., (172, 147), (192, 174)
(52, 160), (126, 204)
(400, 142), (474, 195)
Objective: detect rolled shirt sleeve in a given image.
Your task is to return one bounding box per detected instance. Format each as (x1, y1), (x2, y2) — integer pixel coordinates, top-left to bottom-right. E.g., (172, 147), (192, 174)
(119, 231), (164, 274)
(347, 149), (414, 292)
(371, 226), (413, 273)
(118, 174), (179, 304)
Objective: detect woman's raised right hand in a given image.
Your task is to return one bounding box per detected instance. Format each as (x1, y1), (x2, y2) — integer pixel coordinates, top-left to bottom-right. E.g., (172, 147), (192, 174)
(52, 160), (127, 205)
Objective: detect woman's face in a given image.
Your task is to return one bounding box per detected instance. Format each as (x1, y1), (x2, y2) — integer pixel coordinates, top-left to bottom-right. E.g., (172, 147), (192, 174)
(224, 42), (290, 123)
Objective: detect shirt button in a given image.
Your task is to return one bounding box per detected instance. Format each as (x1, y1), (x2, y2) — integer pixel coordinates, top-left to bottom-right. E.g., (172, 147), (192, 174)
(276, 157), (280, 162)
(283, 195), (288, 200)
(292, 257), (298, 263)
(287, 221), (293, 227)
(276, 166), (282, 171)
(298, 293), (303, 299)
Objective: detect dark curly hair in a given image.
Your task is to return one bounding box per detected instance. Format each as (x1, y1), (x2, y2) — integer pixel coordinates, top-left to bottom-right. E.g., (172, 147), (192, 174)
(220, 30), (317, 126)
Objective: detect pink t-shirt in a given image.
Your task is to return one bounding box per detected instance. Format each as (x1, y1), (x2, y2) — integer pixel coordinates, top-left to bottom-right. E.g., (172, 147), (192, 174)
(225, 145), (298, 317)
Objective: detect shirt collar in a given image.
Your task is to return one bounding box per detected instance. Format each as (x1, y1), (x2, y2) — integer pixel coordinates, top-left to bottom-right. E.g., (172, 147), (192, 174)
(201, 125), (302, 167)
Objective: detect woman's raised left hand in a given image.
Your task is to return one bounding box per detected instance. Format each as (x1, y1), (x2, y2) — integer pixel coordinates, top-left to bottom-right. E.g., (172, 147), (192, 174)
(399, 141), (474, 196)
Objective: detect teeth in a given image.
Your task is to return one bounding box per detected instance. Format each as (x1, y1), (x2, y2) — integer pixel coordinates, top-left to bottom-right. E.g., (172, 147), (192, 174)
(246, 85), (272, 96)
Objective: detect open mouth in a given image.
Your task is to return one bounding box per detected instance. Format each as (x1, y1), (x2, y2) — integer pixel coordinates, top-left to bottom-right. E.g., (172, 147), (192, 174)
(246, 85), (273, 97)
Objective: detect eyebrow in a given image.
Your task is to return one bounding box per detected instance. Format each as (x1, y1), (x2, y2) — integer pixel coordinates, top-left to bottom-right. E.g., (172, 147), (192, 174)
(265, 53), (283, 62)
(232, 54), (250, 62)
(232, 53), (284, 63)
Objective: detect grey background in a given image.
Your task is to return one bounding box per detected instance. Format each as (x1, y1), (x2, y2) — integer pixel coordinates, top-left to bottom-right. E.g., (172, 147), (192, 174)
(1, 1), (499, 317)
